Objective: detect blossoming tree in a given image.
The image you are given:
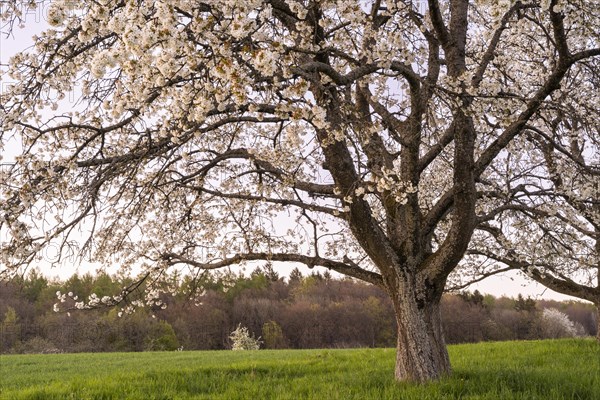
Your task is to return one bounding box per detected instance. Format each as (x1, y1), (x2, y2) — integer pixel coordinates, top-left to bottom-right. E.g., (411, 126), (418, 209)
(1, 0), (598, 382)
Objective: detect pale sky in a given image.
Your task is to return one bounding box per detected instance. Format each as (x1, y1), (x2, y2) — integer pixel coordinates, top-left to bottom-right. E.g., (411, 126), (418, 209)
(0, 3), (581, 302)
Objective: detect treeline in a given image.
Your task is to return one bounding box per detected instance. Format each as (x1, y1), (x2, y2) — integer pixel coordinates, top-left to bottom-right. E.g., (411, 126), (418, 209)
(0, 267), (597, 354)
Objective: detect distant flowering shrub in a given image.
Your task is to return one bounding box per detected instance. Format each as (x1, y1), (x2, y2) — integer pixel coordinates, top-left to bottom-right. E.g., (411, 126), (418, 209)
(540, 308), (583, 339)
(229, 324), (262, 351)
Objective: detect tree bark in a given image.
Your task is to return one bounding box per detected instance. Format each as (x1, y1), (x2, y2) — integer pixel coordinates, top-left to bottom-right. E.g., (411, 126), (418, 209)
(390, 280), (450, 382)
(596, 304), (600, 343)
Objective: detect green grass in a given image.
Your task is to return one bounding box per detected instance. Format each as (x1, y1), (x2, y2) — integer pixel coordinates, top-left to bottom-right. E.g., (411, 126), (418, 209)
(0, 339), (598, 399)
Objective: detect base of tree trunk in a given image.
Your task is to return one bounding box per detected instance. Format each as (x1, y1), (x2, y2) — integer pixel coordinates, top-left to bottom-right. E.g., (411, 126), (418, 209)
(393, 297), (451, 382)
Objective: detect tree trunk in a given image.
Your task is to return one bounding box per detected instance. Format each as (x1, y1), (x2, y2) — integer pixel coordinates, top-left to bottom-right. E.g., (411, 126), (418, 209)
(596, 304), (600, 343)
(390, 284), (450, 382)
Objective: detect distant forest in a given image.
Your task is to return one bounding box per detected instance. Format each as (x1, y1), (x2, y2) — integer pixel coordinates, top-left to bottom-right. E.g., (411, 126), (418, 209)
(1, 266), (597, 354)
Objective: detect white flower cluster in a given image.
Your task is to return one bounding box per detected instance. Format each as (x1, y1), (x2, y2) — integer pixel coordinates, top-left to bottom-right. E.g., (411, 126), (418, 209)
(53, 290), (79, 312)
(145, 289), (167, 310)
(47, 2), (68, 27)
(365, 168), (418, 205)
(229, 324), (262, 350)
(90, 50), (116, 78)
(53, 289), (129, 312)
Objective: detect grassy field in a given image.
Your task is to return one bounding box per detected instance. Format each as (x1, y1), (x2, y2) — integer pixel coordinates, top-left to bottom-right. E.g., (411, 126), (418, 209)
(0, 339), (598, 399)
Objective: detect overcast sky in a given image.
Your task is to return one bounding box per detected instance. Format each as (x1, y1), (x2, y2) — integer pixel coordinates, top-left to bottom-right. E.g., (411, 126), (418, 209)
(0, 3), (579, 301)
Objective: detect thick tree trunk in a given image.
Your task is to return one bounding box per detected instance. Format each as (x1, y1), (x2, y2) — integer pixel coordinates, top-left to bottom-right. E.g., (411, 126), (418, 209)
(596, 305), (600, 343)
(391, 285), (450, 382)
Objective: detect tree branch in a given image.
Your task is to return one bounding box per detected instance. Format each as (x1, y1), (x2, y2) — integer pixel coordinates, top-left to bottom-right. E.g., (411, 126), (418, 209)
(161, 251), (384, 287)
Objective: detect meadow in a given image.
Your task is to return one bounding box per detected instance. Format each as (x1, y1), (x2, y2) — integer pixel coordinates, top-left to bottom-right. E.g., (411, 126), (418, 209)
(0, 339), (598, 399)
